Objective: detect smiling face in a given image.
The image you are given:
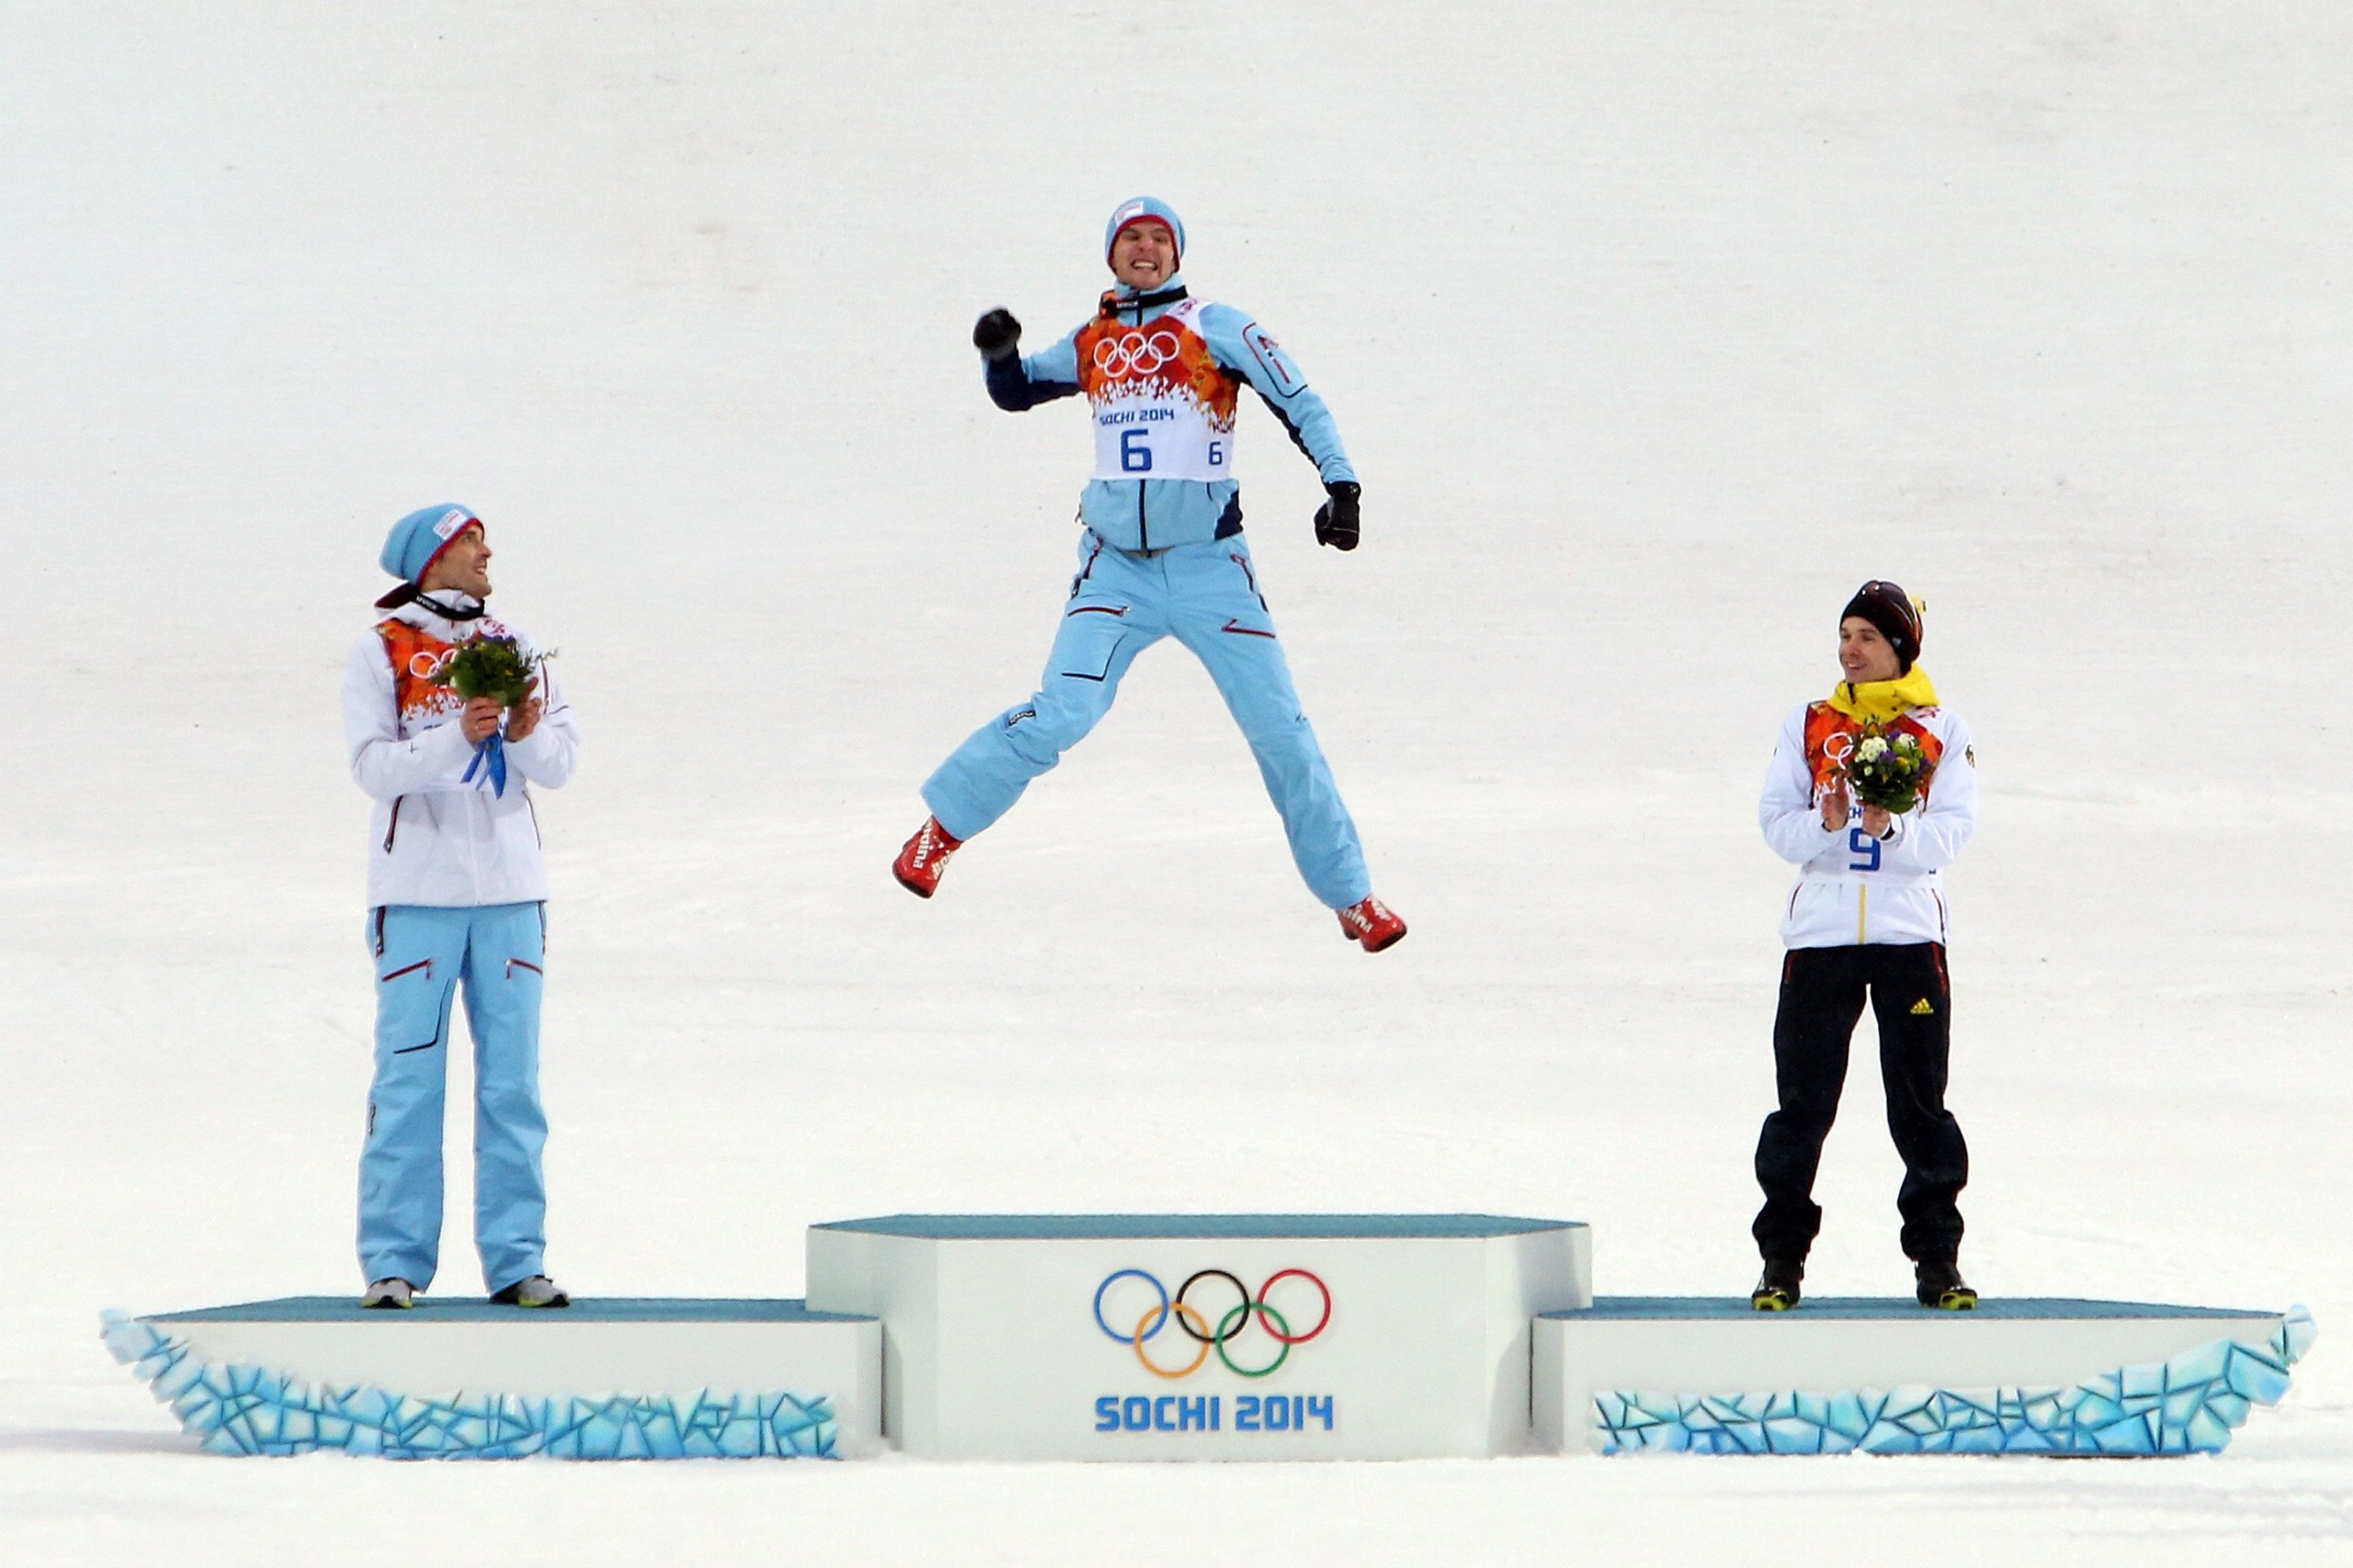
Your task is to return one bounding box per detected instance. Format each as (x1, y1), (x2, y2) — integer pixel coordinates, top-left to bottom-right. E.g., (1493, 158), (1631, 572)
(1109, 220), (1178, 289)
(1838, 616), (1902, 684)
(421, 523), (493, 599)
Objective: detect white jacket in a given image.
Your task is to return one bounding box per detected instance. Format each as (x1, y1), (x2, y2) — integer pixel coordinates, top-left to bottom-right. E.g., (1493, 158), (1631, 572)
(1760, 699), (1977, 948)
(343, 597), (580, 909)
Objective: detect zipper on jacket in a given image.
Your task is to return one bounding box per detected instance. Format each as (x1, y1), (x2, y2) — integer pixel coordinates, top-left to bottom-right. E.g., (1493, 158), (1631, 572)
(383, 796), (403, 853)
(1129, 290), (1149, 550)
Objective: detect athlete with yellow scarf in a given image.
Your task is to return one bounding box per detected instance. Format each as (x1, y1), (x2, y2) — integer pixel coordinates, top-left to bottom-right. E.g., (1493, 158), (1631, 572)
(1749, 581), (1980, 1313)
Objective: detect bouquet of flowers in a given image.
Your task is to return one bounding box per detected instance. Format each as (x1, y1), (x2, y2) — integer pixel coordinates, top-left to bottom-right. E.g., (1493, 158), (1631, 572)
(435, 634), (546, 708)
(1846, 727), (1932, 814)
(432, 635), (550, 796)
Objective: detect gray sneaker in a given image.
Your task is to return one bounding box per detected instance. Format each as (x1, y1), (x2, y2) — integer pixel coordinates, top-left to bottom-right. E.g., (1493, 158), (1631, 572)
(362, 1278), (416, 1309)
(489, 1275), (571, 1309)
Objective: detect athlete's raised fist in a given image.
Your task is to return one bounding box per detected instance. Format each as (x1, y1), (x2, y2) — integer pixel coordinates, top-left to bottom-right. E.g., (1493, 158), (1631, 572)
(973, 309), (1022, 362)
(1315, 482), (1361, 551)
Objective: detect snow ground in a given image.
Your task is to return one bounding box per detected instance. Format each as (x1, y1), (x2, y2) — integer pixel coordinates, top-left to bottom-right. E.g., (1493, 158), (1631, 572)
(3, 1), (2349, 1561)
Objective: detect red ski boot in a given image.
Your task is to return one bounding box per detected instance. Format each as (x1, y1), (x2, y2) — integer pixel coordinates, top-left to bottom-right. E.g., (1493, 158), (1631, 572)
(893, 816), (963, 899)
(1336, 896), (1407, 953)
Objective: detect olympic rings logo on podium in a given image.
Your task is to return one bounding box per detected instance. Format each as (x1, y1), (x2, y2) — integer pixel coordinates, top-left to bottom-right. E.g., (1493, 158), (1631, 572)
(1093, 329), (1182, 379)
(1092, 1267), (1333, 1380)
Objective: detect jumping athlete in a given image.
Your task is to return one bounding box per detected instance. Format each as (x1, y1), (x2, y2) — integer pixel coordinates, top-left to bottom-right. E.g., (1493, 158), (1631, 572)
(343, 505), (580, 1310)
(1749, 581), (1979, 1312)
(893, 197), (1405, 951)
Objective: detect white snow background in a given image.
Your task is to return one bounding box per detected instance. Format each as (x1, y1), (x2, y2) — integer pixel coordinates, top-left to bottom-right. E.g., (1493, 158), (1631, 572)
(3, 1), (2349, 1561)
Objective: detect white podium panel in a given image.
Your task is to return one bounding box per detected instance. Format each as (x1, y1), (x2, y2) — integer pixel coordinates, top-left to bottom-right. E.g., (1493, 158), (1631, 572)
(1537, 1297), (2302, 1456)
(110, 1299), (882, 1458)
(805, 1214), (1590, 1460)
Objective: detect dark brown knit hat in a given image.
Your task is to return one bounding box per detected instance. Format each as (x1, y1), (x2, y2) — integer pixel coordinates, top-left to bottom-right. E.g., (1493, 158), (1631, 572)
(1841, 580), (1922, 673)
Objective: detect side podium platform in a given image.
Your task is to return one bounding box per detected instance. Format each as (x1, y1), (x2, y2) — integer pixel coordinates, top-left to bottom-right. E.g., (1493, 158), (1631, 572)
(101, 1298), (880, 1458)
(1540, 1297), (2315, 1456)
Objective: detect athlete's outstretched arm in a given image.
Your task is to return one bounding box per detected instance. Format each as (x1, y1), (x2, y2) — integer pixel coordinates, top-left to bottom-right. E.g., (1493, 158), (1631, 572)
(1199, 304), (1357, 486)
(975, 309), (1082, 412)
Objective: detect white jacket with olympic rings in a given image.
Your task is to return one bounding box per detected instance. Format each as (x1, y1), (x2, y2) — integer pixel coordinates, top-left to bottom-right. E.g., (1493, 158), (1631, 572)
(1760, 698), (1979, 949)
(342, 597), (579, 909)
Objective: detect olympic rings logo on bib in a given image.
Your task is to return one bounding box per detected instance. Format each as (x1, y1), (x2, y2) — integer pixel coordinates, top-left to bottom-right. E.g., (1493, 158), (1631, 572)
(1092, 329), (1184, 379)
(1093, 1267), (1332, 1380)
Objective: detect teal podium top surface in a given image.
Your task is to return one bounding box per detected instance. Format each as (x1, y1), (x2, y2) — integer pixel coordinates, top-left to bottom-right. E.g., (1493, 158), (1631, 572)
(1549, 1297), (2277, 1322)
(145, 1297), (873, 1325)
(813, 1213), (1582, 1240)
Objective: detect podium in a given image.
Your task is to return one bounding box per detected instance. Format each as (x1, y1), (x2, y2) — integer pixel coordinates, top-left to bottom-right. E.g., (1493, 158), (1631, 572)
(804, 1213), (1589, 1459)
(104, 1213), (2310, 1460)
(1538, 1296), (2314, 1456)
(101, 1298), (880, 1458)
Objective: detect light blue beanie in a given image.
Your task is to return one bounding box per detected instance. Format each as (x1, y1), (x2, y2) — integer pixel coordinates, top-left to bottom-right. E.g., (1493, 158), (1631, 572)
(1104, 196), (1185, 265)
(374, 504), (480, 607)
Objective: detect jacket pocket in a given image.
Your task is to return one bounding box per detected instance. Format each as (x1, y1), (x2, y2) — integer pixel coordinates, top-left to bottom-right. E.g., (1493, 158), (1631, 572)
(1779, 880), (1838, 942)
(1068, 531), (1109, 595)
(1227, 550), (1269, 612)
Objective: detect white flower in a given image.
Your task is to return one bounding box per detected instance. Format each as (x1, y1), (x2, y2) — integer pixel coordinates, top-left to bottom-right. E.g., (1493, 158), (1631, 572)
(1855, 737), (1890, 761)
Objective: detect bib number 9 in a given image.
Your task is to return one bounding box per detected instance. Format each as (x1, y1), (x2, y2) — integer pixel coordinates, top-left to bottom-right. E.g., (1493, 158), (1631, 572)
(1847, 827), (1882, 872)
(1121, 429), (1152, 473)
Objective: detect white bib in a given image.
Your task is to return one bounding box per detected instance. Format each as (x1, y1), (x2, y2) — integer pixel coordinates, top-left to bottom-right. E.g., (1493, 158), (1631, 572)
(1080, 298), (1240, 484)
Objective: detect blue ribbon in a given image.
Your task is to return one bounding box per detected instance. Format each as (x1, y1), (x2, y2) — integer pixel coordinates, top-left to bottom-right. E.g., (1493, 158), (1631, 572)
(463, 731), (508, 796)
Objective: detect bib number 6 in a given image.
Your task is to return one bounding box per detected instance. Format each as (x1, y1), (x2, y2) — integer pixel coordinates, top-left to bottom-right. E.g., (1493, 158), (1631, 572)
(1120, 428), (1153, 473)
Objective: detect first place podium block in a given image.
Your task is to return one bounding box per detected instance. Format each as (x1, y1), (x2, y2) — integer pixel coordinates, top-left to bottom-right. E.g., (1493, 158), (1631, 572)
(804, 1213), (1590, 1460)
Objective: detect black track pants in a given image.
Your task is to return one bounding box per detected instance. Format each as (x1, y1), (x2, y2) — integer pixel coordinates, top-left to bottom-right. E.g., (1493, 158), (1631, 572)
(1751, 942), (1968, 1264)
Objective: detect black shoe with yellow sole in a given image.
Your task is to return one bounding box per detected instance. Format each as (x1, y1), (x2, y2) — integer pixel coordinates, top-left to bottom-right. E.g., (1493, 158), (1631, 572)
(1915, 1257), (1977, 1310)
(1750, 1258), (1804, 1311)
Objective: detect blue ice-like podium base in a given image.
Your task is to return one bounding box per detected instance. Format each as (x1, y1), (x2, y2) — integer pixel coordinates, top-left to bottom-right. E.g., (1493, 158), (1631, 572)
(1596, 1304), (2316, 1456)
(99, 1309), (839, 1459)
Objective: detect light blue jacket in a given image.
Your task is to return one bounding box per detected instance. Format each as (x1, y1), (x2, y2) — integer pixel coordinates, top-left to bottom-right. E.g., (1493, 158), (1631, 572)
(985, 275), (1357, 551)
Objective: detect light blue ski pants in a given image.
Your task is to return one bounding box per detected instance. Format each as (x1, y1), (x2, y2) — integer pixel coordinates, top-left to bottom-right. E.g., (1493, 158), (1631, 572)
(924, 531), (1371, 909)
(358, 902), (549, 1293)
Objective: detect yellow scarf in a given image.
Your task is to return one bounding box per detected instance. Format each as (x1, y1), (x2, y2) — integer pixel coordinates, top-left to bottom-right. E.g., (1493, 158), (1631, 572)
(1827, 665), (1938, 725)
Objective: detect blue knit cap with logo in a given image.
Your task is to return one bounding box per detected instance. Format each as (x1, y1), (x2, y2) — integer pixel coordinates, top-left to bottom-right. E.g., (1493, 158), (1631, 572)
(1104, 196), (1185, 265)
(375, 504), (481, 608)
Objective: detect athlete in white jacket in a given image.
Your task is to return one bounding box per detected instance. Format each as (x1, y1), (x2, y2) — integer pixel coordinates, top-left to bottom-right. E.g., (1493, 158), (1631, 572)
(342, 504), (580, 1310)
(1759, 681), (1978, 950)
(1749, 581), (1979, 1314)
